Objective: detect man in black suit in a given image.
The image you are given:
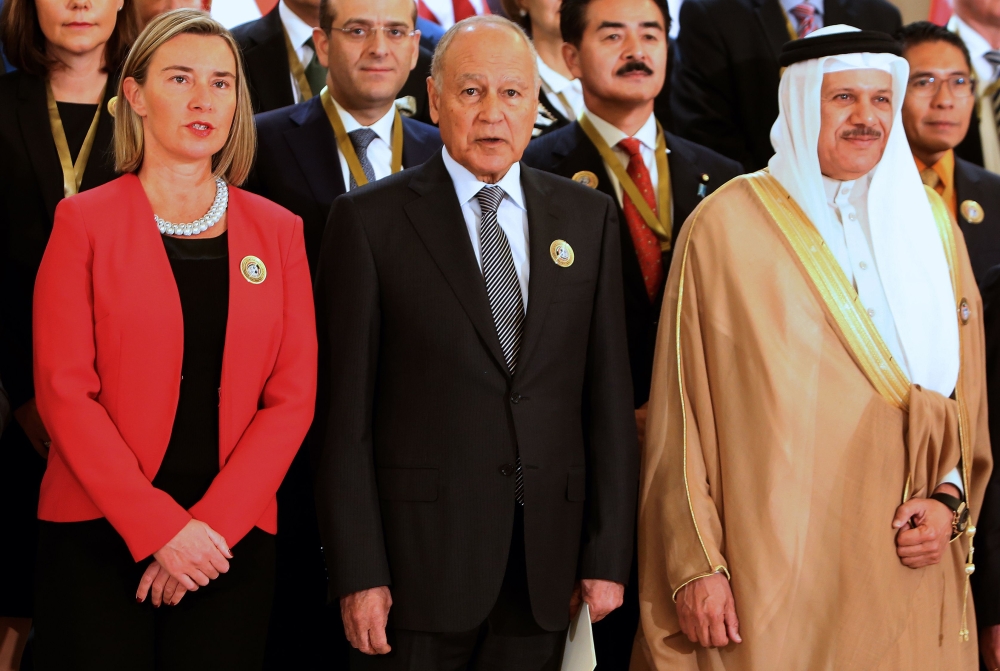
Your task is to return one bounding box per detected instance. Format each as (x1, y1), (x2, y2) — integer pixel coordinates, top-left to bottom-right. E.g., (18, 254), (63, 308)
(670, 0), (901, 170)
(249, 0), (442, 271)
(313, 15), (638, 670)
(898, 22), (1000, 671)
(522, 0), (740, 665)
(232, 0), (435, 121)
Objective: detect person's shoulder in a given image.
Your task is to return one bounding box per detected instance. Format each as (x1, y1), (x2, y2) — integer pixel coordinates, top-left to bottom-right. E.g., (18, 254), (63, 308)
(522, 122), (583, 169)
(667, 132), (744, 178)
(230, 9), (276, 48)
(401, 116), (442, 145)
(522, 163), (615, 210)
(956, 155), (1000, 190)
(68, 174), (135, 211)
(255, 99), (311, 134)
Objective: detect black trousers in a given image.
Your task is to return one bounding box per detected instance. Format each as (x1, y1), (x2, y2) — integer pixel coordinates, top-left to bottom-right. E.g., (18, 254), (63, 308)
(350, 506), (566, 671)
(33, 518), (276, 671)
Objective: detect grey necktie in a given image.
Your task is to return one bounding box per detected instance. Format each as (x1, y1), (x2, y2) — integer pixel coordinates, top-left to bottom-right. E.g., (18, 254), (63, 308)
(347, 128), (378, 190)
(476, 185), (525, 505)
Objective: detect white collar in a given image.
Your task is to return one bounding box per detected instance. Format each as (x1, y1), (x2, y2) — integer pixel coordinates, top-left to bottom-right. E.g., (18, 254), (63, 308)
(441, 147), (526, 212)
(583, 107), (659, 153)
(537, 56), (577, 95)
(330, 95), (396, 145)
(822, 172), (871, 205)
(780, 0), (824, 15)
(279, 0), (315, 49)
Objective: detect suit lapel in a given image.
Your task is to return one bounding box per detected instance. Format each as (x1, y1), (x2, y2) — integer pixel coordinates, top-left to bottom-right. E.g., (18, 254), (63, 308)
(404, 155), (510, 376)
(754, 0), (792, 62)
(17, 75), (63, 223)
(515, 166), (562, 375)
(666, 134), (702, 237)
(285, 98), (345, 206)
(247, 7), (295, 111)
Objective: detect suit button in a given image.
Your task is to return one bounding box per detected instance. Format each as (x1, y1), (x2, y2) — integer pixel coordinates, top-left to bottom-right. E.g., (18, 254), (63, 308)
(510, 393), (521, 404)
(499, 464), (515, 476)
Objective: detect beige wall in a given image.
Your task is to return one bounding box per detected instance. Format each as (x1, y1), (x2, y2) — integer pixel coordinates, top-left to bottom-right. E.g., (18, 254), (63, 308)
(890, 0), (933, 24)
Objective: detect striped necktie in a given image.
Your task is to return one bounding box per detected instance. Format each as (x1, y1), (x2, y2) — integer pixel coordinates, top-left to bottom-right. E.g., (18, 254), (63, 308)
(789, 3), (817, 38)
(984, 50), (1000, 145)
(476, 185), (525, 505)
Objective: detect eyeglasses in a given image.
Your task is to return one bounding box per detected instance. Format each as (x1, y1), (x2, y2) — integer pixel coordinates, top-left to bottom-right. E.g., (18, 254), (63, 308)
(906, 74), (976, 98)
(330, 24), (417, 43)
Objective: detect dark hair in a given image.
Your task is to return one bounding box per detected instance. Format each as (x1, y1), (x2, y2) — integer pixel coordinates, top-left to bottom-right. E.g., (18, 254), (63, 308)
(560, 0), (671, 47)
(0, 0), (140, 77)
(320, 0), (418, 34)
(896, 21), (973, 73)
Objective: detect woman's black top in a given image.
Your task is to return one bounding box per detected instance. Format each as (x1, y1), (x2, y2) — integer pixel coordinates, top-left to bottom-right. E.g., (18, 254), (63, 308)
(152, 232), (229, 510)
(55, 102), (99, 163)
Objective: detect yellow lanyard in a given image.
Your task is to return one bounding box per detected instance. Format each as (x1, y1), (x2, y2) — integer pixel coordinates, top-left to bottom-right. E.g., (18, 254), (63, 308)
(282, 26), (314, 103)
(46, 81), (105, 198)
(579, 113), (673, 250)
(320, 86), (403, 188)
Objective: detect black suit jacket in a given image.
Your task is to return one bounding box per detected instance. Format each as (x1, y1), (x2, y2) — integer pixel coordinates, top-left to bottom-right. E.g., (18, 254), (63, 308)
(671, 0), (901, 170)
(313, 153), (638, 632)
(231, 6), (434, 122)
(522, 122), (742, 407)
(247, 95), (442, 272)
(955, 156), (1000, 284)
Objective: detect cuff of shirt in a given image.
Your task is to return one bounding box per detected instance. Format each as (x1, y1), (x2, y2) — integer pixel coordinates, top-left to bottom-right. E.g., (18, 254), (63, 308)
(938, 465), (964, 496)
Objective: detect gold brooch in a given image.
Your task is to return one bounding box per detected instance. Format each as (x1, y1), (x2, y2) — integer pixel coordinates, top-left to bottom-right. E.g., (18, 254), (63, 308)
(960, 200), (984, 224)
(572, 171), (599, 189)
(550, 240), (574, 267)
(240, 256), (266, 284)
(107, 96), (118, 118)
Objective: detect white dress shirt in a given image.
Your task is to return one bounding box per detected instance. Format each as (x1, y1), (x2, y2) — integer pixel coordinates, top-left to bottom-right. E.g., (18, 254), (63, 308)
(780, 0), (824, 34)
(330, 97), (396, 192)
(822, 175), (963, 493)
(537, 56), (585, 121)
(948, 15), (1000, 174)
(442, 147), (531, 308)
(584, 108), (670, 223)
(279, 0), (316, 104)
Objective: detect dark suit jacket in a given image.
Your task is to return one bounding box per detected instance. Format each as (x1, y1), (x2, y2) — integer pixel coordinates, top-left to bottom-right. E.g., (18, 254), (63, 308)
(955, 106), (985, 169)
(955, 155), (1000, 284)
(247, 95), (442, 272)
(522, 122), (742, 407)
(313, 153), (639, 633)
(231, 6), (434, 122)
(670, 0), (901, 170)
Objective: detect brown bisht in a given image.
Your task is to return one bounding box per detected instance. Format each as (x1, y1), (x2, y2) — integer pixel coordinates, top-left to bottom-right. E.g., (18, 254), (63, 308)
(633, 172), (992, 670)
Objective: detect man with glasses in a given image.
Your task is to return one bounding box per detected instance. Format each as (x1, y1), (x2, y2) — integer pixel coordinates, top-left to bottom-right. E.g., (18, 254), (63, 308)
(899, 22), (1000, 671)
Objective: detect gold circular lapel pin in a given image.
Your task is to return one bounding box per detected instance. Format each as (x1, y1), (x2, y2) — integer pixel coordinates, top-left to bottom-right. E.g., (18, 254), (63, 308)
(550, 240), (574, 268)
(961, 200), (984, 224)
(241, 255), (267, 284)
(572, 171), (599, 189)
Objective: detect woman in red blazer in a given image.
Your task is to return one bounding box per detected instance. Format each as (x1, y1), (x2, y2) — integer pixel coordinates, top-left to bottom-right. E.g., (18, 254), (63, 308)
(30, 10), (316, 670)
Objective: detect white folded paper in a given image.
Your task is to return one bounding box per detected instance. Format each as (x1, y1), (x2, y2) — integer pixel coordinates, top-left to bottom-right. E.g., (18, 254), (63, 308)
(561, 602), (597, 671)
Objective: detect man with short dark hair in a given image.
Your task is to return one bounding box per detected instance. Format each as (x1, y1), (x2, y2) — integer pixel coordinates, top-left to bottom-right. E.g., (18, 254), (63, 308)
(314, 15), (638, 670)
(948, 0), (1000, 173)
(522, 2), (740, 662)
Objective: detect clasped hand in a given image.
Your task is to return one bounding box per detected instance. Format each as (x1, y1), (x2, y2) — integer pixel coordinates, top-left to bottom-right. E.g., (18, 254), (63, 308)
(135, 519), (232, 607)
(892, 491), (956, 569)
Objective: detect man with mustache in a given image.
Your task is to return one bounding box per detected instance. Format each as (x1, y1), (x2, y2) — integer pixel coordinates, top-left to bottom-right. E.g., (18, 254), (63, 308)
(313, 14), (638, 670)
(521, 0), (740, 665)
(635, 25), (991, 670)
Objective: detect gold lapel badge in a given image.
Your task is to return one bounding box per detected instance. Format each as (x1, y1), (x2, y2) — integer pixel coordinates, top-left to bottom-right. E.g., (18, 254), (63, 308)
(107, 96), (118, 118)
(241, 255), (267, 284)
(550, 240), (574, 268)
(960, 298), (971, 325)
(961, 200), (984, 224)
(572, 171), (599, 189)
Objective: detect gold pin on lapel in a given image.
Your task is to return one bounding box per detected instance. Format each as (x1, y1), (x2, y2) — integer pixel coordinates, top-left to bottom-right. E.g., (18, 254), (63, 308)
(960, 298), (971, 325)
(241, 256), (267, 284)
(572, 171), (599, 189)
(550, 240), (574, 267)
(961, 200), (984, 224)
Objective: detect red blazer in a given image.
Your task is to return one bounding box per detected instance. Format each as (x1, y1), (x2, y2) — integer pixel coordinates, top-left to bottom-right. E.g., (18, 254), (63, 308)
(33, 174), (317, 561)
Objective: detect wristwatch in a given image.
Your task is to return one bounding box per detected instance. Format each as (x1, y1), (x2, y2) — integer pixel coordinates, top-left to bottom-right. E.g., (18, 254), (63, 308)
(930, 491), (970, 541)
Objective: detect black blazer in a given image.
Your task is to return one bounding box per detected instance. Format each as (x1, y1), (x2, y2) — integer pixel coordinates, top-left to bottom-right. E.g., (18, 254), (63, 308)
(231, 6), (434, 122)
(670, 0), (901, 170)
(313, 153), (638, 633)
(955, 155), (1000, 284)
(247, 95), (442, 272)
(522, 121), (742, 407)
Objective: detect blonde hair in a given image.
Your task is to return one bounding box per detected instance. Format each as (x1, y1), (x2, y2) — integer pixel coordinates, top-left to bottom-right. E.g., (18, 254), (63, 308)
(114, 9), (256, 185)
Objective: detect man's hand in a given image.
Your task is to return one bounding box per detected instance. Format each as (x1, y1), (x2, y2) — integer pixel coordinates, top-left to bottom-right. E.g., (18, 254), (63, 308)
(892, 488), (956, 569)
(152, 519), (232, 592)
(14, 398), (50, 459)
(675, 572), (741, 648)
(569, 579), (625, 623)
(635, 403), (649, 451)
(340, 586), (392, 655)
(981, 624), (1000, 671)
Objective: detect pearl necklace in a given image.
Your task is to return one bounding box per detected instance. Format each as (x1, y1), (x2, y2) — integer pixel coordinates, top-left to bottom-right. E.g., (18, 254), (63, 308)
(155, 177), (229, 236)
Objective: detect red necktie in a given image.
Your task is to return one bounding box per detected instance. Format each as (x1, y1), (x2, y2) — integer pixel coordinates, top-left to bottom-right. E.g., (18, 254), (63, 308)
(618, 138), (663, 303)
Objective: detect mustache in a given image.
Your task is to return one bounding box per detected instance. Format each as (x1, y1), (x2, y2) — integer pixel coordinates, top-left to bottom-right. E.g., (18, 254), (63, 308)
(840, 126), (882, 139)
(615, 61), (654, 77)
